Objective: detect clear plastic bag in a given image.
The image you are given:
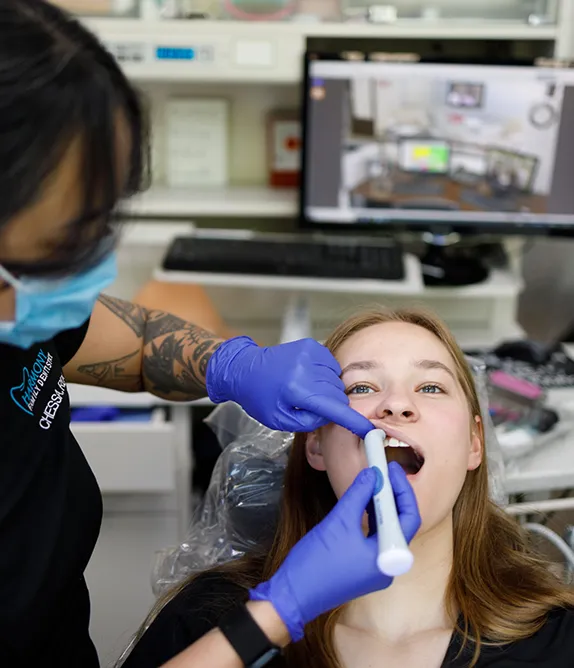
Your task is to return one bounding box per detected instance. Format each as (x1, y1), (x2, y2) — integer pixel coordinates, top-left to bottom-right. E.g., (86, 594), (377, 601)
(152, 359), (506, 595)
(467, 356), (507, 506)
(152, 403), (293, 595)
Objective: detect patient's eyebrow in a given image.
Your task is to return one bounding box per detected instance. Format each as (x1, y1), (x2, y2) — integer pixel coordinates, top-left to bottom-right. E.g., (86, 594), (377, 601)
(414, 359), (455, 380)
(341, 360), (380, 376)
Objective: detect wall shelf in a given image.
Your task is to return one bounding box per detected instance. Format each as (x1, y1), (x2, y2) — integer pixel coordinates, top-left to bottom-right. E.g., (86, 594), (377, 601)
(126, 185), (297, 218)
(86, 17), (558, 40)
(84, 18), (561, 83)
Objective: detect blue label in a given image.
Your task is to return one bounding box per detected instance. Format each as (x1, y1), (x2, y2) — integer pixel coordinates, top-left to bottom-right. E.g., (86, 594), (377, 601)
(156, 47), (195, 61)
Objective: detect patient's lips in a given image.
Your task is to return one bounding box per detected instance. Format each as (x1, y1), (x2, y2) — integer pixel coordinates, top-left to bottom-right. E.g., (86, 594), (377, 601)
(384, 437), (424, 476)
(378, 426), (425, 476)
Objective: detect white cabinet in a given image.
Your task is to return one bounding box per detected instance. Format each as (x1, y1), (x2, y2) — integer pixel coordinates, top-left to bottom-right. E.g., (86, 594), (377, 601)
(85, 499), (179, 666)
(72, 409), (177, 493)
(70, 386), (196, 664)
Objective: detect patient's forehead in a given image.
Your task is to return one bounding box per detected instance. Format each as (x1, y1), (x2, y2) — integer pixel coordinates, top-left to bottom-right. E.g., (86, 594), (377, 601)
(336, 321), (455, 370)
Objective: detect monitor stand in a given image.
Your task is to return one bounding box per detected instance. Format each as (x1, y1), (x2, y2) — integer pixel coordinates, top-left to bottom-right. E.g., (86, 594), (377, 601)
(420, 234), (491, 287)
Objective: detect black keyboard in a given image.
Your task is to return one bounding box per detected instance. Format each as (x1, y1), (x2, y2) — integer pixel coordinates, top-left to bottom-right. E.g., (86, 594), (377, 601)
(163, 235), (405, 281)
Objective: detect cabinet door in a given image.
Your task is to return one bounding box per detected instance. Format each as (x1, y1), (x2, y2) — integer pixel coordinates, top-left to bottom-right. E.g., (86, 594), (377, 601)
(86, 502), (179, 665)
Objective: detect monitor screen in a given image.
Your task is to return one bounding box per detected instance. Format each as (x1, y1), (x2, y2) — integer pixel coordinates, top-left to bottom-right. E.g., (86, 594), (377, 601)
(301, 53), (574, 235)
(446, 81), (484, 109)
(398, 139), (451, 174)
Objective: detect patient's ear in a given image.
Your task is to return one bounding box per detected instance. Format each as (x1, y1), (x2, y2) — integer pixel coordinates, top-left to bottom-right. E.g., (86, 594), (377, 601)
(305, 431), (327, 471)
(467, 415), (483, 471)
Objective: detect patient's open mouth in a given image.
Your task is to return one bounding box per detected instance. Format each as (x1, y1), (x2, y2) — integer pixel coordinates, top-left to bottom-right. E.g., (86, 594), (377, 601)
(384, 437), (425, 476)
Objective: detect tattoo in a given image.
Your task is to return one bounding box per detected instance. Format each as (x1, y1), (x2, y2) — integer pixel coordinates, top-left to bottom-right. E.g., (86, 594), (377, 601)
(98, 295), (146, 337)
(143, 311), (189, 344)
(192, 339), (213, 362)
(93, 295), (224, 400)
(77, 350), (142, 389)
(142, 313), (222, 399)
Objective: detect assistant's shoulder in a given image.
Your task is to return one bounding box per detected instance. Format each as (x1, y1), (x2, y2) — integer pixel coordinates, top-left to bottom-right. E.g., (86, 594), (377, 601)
(53, 318), (91, 366)
(121, 570), (248, 668)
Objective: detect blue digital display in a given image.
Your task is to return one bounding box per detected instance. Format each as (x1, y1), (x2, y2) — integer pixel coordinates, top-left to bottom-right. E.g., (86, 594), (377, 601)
(156, 47), (195, 61)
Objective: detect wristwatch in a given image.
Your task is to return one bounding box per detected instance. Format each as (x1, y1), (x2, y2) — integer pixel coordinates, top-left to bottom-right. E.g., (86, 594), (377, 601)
(219, 603), (283, 667)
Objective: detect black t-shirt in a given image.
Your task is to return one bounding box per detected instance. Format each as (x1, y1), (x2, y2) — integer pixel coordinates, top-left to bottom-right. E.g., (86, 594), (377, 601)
(0, 322), (102, 667)
(123, 572), (574, 668)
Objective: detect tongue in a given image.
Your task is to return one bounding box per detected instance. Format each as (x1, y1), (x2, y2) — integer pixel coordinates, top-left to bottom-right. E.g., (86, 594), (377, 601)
(385, 446), (421, 475)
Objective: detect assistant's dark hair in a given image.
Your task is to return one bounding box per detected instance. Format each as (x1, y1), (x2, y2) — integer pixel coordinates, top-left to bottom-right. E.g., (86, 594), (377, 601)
(0, 0), (149, 276)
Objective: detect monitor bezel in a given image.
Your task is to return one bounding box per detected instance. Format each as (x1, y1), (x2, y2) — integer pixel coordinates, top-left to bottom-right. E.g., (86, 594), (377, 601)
(298, 51), (574, 238)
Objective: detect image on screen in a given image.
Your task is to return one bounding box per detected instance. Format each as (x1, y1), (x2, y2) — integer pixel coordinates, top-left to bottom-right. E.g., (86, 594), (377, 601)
(398, 139), (450, 173)
(446, 81), (484, 109)
(302, 55), (574, 230)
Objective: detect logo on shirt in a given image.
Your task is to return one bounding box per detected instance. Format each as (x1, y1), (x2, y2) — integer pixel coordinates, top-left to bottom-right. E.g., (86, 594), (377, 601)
(39, 374), (67, 431)
(9, 351), (67, 430)
(10, 350), (54, 416)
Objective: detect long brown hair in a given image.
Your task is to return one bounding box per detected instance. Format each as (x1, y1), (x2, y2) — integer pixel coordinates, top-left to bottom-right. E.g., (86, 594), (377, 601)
(145, 307), (574, 667)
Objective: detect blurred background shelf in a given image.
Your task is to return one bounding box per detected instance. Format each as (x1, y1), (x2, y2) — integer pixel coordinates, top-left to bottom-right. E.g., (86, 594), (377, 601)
(126, 185), (298, 217)
(82, 17), (565, 83)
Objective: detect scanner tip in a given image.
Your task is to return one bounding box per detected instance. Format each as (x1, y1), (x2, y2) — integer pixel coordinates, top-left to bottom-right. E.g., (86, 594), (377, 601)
(377, 549), (414, 577)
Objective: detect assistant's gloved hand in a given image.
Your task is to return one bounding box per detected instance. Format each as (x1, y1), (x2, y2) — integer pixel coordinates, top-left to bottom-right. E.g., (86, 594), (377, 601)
(205, 336), (373, 437)
(249, 463), (421, 642)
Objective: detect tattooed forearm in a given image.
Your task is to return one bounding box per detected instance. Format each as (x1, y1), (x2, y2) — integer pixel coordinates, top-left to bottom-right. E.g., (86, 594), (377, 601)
(95, 293), (224, 400)
(142, 316), (223, 400)
(98, 295), (146, 337)
(77, 350), (143, 390)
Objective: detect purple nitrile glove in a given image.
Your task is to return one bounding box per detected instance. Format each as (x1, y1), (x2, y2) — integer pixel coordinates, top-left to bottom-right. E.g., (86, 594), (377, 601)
(205, 336), (374, 437)
(249, 463), (421, 642)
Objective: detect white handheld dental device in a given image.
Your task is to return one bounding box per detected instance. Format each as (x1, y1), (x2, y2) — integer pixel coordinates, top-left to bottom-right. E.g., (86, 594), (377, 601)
(364, 428), (414, 577)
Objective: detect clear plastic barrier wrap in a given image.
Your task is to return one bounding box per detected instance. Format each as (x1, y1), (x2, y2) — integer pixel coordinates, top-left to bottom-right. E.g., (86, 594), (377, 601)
(467, 356), (507, 505)
(153, 359), (506, 595)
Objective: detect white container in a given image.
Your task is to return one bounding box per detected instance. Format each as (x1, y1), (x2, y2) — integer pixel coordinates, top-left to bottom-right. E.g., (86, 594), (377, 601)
(165, 98), (229, 188)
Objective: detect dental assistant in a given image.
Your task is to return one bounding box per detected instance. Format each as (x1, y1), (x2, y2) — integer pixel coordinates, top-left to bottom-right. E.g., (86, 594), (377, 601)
(0, 3), (373, 667)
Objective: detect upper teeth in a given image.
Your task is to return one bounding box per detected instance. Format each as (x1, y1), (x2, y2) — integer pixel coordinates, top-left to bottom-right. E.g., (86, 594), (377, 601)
(384, 437), (410, 448)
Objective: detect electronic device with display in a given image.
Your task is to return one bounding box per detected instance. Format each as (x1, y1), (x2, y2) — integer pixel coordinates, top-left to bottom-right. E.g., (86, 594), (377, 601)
(300, 52), (574, 284)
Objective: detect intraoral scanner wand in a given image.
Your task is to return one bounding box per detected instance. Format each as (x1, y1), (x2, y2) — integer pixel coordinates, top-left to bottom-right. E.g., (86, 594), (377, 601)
(364, 428), (414, 577)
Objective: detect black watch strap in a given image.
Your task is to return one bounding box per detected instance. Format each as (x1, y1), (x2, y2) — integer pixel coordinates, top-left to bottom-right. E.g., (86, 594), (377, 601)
(219, 603), (282, 667)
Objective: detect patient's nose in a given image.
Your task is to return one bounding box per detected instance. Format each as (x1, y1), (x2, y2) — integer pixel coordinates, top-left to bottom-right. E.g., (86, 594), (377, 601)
(374, 392), (419, 422)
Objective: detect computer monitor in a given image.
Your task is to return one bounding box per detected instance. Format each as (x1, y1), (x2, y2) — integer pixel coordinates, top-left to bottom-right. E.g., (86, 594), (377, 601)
(446, 81), (485, 109)
(398, 139), (451, 174)
(300, 52), (574, 236)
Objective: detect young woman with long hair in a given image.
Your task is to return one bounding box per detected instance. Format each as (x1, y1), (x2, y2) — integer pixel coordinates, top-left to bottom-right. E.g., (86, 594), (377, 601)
(124, 307), (574, 668)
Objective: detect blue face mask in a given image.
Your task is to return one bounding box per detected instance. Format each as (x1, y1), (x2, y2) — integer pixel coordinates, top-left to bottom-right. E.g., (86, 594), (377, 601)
(0, 253), (118, 349)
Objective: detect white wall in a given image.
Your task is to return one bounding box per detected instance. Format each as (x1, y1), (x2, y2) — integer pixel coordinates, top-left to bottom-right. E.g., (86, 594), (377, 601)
(350, 78), (373, 121)
(431, 78), (562, 193)
(341, 142), (381, 190)
(373, 77), (434, 137)
(364, 73), (563, 194)
(519, 238), (574, 341)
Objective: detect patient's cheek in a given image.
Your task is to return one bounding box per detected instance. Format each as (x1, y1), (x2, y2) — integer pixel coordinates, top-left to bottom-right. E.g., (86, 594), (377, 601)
(327, 454), (368, 501)
(348, 396), (376, 417)
(322, 427), (367, 498)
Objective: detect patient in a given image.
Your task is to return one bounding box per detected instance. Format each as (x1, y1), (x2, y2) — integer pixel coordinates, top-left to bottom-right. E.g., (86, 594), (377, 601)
(123, 307), (574, 668)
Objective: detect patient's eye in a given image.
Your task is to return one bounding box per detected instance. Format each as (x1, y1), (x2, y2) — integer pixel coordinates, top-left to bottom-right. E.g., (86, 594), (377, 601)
(347, 384), (375, 395)
(418, 383), (444, 394)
